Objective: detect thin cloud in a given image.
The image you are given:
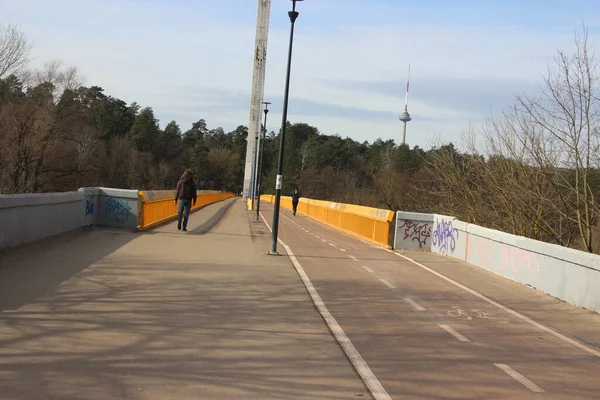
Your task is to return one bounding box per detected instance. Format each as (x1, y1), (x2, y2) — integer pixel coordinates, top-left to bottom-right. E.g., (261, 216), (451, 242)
(0, 0), (597, 148)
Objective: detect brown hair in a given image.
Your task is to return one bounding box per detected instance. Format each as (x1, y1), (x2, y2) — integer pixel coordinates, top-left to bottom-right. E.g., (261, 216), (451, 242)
(180, 169), (194, 180)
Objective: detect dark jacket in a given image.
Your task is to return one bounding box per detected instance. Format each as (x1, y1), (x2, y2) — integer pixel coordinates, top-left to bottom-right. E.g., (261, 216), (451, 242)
(291, 191), (301, 203)
(175, 178), (197, 203)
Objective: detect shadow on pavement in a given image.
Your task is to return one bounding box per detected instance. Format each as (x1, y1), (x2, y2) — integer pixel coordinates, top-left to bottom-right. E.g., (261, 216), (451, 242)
(187, 199), (236, 235)
(0, 258), (367, 400)
(2, 256), (596, 399)
(0, 228), (138, 312)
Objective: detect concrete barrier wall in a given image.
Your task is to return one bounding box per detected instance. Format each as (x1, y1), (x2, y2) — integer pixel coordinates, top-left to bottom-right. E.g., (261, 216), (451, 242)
(431, 215), (467, 259)
(394, 212), (434, 251)
(0, 191), (86, 251)
(394, 212), (600, 313)
(95, 188), (140, 229)
(0, 187), (140, 252)
(0, 186), (235, 251)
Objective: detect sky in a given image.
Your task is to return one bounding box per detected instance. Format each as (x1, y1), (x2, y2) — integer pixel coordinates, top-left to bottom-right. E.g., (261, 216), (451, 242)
(1, 0), (599, 149)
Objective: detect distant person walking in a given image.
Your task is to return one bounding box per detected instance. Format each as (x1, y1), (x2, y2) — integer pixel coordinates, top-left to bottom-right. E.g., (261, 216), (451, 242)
(175, 169), (197, 231)
(291, 188), (301, 216)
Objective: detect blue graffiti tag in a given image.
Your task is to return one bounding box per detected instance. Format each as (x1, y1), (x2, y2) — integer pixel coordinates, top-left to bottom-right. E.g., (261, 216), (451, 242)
(85, 199), (95, 216)
(432, 218), (459, 254)
(105, 197), (133, 225)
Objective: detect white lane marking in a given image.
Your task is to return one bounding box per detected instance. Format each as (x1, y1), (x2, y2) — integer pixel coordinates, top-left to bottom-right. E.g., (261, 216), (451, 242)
(283, 210), (595, 354)
(379, 279), (396, 289)
(439, 324), (470, 342)
(316, 235), (321, 239)
(268, 202), (386, 252)
(362, 266), (374, 273)
(329, 243), (336, 247)
(392, 252), (600, 358)
(260, 212), (391, 400)
(322, 239), (328, 243)
(340, 248), (346, 252)
(494, 364), (545, 393)
(404, 297), (426, 311)
(349, 255), (358, 261)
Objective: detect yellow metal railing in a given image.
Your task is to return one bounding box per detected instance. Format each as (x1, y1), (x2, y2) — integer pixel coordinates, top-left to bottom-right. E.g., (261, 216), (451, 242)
(138, 191), (235, 230)
(259, 195), (394, 248)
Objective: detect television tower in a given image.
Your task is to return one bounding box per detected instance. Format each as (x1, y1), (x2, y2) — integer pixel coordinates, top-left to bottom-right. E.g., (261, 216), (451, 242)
(399, 64), (412, 145)
(243, 0), (271, 199)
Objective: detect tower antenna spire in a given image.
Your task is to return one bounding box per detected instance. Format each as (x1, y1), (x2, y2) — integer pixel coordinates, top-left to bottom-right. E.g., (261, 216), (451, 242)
(399, 63), (412, 145)
(404, 63), (410, 112)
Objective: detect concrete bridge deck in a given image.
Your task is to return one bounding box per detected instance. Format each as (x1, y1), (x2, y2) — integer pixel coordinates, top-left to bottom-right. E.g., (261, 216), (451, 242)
(1, 199), (599, 399)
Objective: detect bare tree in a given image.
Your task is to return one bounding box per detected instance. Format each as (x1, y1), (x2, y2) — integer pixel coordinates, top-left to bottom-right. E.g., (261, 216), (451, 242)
(426, 142), (489, 224)
(481, 30), (599, 252)
(0, 61), (92, 193)
(29, 60), (84, 101)
(0, 23), (32, 79)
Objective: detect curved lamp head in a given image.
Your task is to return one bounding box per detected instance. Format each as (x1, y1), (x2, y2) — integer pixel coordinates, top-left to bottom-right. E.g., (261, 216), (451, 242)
(263, 101), (271, 114)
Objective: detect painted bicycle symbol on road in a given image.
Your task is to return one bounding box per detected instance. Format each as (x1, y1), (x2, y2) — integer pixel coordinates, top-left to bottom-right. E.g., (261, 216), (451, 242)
(447, 306), (509, 324)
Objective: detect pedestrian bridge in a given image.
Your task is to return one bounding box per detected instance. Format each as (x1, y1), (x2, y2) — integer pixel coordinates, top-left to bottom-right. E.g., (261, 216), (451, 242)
(1, 189), (599, 399)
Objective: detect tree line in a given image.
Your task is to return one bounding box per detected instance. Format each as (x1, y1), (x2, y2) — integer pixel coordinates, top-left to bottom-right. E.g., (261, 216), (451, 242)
(0, 24), (598, 254)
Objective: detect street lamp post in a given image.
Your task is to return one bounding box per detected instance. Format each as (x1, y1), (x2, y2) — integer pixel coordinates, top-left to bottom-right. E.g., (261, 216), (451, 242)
(269, 0), (303, 255)
(256, 102), (270, 222)
(250, 130), (259, 211)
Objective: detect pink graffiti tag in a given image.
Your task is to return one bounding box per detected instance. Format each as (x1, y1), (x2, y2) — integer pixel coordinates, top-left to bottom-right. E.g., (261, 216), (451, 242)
(500, 247), (540, 274)
(399, 220), (431, 249)
(466, 236), (492, 266)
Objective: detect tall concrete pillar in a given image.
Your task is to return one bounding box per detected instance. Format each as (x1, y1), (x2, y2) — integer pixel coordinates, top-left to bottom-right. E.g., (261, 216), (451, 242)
(243, 0), (271, 199)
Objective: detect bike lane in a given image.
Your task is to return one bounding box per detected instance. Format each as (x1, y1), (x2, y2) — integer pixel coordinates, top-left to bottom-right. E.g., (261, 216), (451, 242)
(263, 205), (600, 399)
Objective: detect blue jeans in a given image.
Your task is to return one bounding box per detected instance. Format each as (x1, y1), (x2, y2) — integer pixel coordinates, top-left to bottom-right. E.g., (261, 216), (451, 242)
(177, 198), (192, 229)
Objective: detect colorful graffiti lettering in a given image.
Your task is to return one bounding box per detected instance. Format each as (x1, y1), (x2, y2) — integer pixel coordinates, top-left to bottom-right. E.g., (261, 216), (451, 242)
(500, 247), (540, 274)
(85, 199), (94, 216)
(399, 220), (431, 249)
(432, 218), (459, 254)
(105, 197), (133, 225)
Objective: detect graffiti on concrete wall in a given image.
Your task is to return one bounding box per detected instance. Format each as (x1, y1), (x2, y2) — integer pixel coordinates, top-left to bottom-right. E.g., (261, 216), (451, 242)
(500, 247), (541, 274)
(432, 218), (459, 254)
(466, 235), (491, 266)
(105, 197), (133, 225)
(466, 235), (541, 274)
(399, 220), (431, 249)
(85, 199), (94, 216)
(370, 209), (390, 220)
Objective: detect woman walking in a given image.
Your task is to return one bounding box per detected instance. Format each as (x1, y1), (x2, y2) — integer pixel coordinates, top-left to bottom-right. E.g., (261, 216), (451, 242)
(174, 169), (197, 231)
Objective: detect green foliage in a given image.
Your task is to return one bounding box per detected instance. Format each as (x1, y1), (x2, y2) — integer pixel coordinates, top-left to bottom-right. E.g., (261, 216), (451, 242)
(0, 74), (24, 103)
(2, 71), (596, 255)
(126, 107), (159, 153)
(159, 120), (183, 162)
